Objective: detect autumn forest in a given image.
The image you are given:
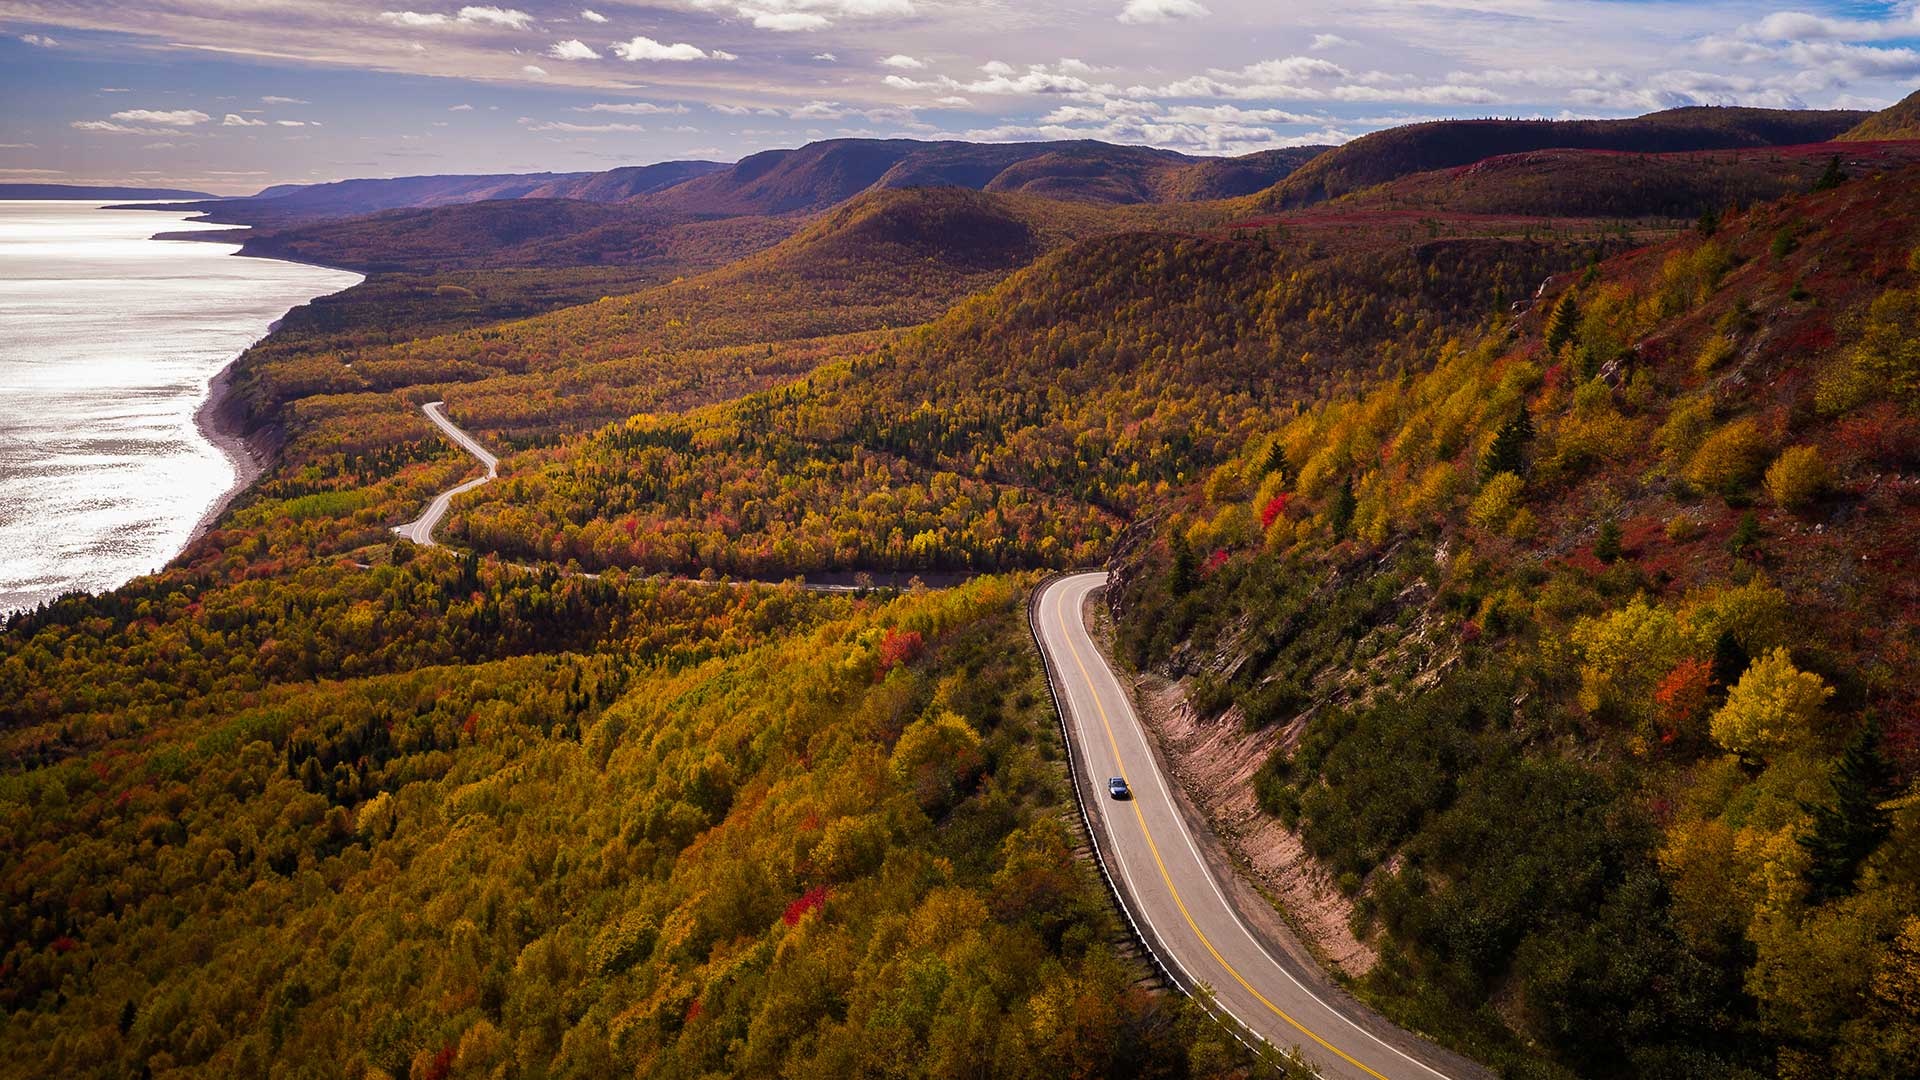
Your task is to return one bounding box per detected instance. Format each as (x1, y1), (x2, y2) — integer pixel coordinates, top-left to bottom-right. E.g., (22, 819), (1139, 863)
(5, 96), (1920, 1080)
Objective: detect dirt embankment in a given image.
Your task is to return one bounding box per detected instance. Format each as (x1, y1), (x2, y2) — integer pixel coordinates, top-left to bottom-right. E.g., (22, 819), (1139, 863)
(1127, 668), (1379, 978)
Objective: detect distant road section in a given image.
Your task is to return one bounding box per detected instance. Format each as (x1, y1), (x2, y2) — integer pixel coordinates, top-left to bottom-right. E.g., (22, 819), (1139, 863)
(1033, 572), (1472, 1080)
(392, 401), (496, 547)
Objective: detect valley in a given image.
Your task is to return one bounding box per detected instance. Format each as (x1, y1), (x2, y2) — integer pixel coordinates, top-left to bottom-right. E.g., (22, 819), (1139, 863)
(5, 91), (1920, 1080)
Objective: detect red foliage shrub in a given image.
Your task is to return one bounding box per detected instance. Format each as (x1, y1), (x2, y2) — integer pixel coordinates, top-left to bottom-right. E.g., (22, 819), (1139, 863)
(875, 628), (925, 680)
(49, 936), (77, 954)
(1261, 493), (1292, 529)
(782, 885), (829, 926)
(685, 998), (704, 1023)
(1655, 657), (1716, 745)
(425, 1045), (455, 1080)
(1833, 403), (1920, 472)
(1460, 619), (1482, 645)
(1204, 548), (1230, 575)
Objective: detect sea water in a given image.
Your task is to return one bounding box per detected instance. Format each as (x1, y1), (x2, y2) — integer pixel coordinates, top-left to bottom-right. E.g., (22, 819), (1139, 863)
(0, 201), (359, 615)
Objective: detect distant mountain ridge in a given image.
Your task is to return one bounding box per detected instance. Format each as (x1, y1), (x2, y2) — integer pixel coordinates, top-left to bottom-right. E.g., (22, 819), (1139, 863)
(635, 139), (1327, 216)
(1, 183), (215, 200)
(1255, 105), (1868, 210)
(129, 139), (1325, 228)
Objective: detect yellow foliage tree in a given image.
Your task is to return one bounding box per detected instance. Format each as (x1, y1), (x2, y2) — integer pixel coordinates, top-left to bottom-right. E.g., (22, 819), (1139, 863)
(1710, 647), (1832, 757)
(1765, 445), (1829, 511)
(1686, 418), (1770, 493)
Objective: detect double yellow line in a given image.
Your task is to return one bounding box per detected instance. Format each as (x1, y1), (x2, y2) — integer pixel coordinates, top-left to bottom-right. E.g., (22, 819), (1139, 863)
(1052, 593), (1391, 1080)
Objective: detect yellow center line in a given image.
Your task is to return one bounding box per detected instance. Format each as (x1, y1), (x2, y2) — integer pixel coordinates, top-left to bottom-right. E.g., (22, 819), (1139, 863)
(1052, 587), (1389, 1080)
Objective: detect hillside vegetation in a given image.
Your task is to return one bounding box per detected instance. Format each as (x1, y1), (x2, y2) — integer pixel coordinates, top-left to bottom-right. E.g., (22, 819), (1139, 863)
(1258, 106), (1866, 210)
(1841, 88), (1920, 141)
(5, 121), (1918, 1080)
(1115, 164), (1920, 1078)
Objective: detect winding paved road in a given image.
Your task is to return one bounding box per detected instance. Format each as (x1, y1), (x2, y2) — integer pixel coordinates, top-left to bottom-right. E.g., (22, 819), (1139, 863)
(393, 401), (496, 546)
(1034, 572), (1475, 1080)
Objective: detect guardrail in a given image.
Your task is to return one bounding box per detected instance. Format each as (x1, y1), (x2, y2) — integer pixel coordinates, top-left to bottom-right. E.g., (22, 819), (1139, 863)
(1026, 572), (1301, 1076)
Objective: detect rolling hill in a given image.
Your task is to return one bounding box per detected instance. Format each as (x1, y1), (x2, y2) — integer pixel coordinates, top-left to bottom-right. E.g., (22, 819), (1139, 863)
(130, 163), (727, 227)
(0, 183), (215, 200)
(638, 138), (1326, 216)
(1309, 139), (1920, 220)
(220, 198), (800, 275)
(1842, 87), (1920, 141)
(1255, 105), (1867, 210)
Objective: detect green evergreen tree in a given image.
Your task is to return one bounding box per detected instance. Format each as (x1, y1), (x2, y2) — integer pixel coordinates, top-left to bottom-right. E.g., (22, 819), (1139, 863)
(1167, 532), (1197, 597)
(1328, 476), (1357, 538)
(1728, 511), (1761, 557)
(1480, 405), (1535, 480)
(1812, 154), (1847, 193)
(1546, 292), (1580, 357)
(1594, 519), (1622, 563)
(1710, 629), (1751, 695)
(1800, 718), (1897, 900)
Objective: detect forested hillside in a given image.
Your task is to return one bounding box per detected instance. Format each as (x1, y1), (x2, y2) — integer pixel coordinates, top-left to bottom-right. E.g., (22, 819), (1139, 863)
(446, 218), (1626, 575)
(1258, 106), (1866, 210)
(1841, 88), (1920, 141)
(6, 116), (1918, 1080)
(1113, 165), (1920, 1078)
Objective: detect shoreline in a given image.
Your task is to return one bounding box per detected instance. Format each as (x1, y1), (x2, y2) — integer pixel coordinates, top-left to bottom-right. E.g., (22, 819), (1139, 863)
(160, 219), (363, 555)
(185, 355), (280, 551)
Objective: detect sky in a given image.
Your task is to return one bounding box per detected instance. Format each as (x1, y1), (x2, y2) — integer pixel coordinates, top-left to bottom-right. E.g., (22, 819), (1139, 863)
(2, 0), (1918, 194)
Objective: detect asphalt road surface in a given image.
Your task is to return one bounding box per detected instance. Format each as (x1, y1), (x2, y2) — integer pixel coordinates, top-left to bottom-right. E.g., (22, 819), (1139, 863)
(392, 401), (496, 547)
(1034, 572), (1473, 1080)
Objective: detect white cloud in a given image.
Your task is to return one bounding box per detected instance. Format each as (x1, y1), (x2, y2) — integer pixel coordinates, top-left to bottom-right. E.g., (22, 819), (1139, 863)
(275, 119), (309, 126)
(1310, 33), (1355, 50)
(581, 101), (689, 114)
(548, 38), (601, 59)
(686, 0), (913, 32)
(748, 10), (830, 30)
(449, 103), (474, 111)
(523, 64), (548, 77)
(813, 52), (837, 61)
(880, 54), (925, 69)
(111, 108), (211, 126)
(19, 33), (58, 47)
(457, 6), (533, 28)
(381, 11), (452, 26)
(222, 113), (268, 126)
(261, 95), (308, 105)
(380, 6), (533, 29)
(579, 8), (608, 22)
(1117, 0), (1208, 26)
(1742, 8), (1920, 43)
(526, 120), (646, 132)
(71, 121), (179, 136)
(614, 36), (719, 61)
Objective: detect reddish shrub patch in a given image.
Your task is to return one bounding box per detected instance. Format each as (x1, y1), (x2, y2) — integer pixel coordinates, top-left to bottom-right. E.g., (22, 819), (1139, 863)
(783, 885), (829, 926)
(875, 628), (925, 680)
(1261, 493), (1292, 529)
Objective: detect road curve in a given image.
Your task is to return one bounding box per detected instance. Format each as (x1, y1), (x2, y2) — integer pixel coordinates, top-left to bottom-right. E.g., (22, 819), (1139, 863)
(1034, 572), (1470, 1080)
(392, 401), (497, 547)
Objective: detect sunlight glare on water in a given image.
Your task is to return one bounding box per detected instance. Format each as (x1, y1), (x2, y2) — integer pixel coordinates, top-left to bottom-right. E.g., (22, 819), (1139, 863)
(0, 201), (360, 616)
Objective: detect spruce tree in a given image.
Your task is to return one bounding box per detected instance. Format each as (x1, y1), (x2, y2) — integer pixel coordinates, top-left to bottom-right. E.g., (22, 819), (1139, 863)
(1546, 292), (1579, 357)
(1800, 718), (1897, 900)
(1167, 532), (1197, 597)
(1480, 405), (1535, 480)
(1812, 154), (1847, 193)
(1328, 476), (1357, 538)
